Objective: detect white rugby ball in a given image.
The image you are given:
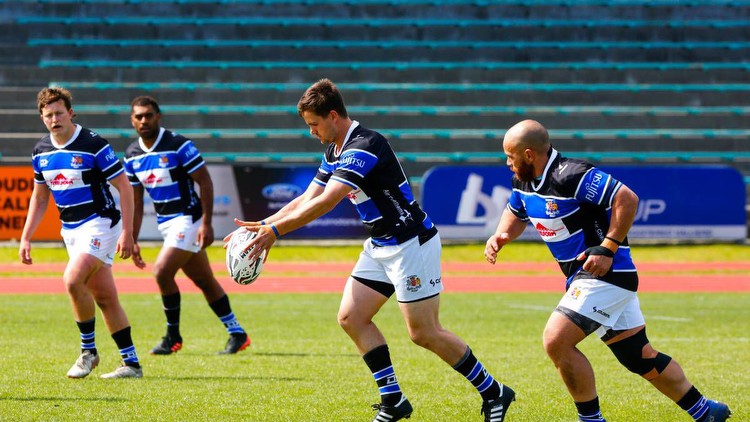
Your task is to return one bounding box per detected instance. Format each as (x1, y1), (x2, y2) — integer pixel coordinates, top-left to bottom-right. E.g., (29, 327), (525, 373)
(225, 227), (265, 285)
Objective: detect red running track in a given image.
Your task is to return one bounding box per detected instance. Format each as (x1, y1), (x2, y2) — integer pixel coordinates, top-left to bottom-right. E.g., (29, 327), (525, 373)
(1, 261), (748, 294)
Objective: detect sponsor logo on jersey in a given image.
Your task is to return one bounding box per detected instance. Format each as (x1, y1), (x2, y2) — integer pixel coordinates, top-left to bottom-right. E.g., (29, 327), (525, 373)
(340, 153), (366, 168)
(143, 172), (163, 186)
(535, 222), (560, 238)
(185, 144), (198, 157)
(544, 199), (560, 217)
(49, 173), (75, 187)
(584, 171), (604, 202)
(105, 149), (116, 161)
(70, 155), (83, 168)
(405, 275), (422, 292)
(89, 237), (101, 251)
(158, 155), (169, 168)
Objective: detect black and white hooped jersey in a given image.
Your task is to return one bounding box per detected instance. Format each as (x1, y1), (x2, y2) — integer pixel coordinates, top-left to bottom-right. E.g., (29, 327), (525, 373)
(314, 121), (435, 246)
(123, 128), (205, 224)
(31, 125), (123, 229)
(507, 148), (638, 291)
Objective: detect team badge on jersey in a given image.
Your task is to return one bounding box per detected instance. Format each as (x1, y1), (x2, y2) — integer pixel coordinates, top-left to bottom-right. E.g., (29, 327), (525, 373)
(39, 158), (48, 168)
(545, 199), (560, 217)
(70, 155), (83, 168)
(405, 275), (422, 292)
(89, 237), (101, 251)
(132, 160), (141, 170)
(158, 155), (169, 168)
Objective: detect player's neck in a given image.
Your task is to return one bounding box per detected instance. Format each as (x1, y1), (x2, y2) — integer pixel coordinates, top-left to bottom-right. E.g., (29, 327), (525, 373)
(49, 124), (76, 146)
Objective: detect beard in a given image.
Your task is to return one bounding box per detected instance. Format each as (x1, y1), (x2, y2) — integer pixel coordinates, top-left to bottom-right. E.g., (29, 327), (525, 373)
(515, 160), (537, 182)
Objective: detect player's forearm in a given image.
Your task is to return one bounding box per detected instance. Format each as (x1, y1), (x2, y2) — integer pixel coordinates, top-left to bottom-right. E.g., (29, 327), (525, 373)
(607, 185), (639, 242)
(493, 208), (527, 242)
(20, 189), (49, 242)
(197, 179), (214, 225)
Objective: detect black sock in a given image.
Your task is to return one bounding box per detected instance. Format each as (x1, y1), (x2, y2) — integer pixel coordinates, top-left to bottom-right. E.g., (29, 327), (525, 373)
(210, 295), (245, 335)
(111, 326), (140, 368)
(363, 345), (403, 407)
(162, 292), (181, 339)
(76, 318), (97, 355)
(453, 346), (501, 402)
(677, 386), (711, 421)
(575, 397), (605, 422)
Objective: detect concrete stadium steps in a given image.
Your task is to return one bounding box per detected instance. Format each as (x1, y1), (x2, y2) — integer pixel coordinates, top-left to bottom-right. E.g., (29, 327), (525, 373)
(3, 107), (748, 132)
(10, 86), (741, 107)
(8, 43), (750, 63)
(5, 22), (750, 44)
(4, 64), (749, 87)
(6, 1), (750, 21)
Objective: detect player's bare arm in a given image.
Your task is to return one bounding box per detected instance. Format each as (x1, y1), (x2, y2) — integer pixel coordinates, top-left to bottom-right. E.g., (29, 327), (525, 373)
(110, 172), (135, 260)
(485, 208), (528, 264)
(131, 184), (146, 269)
(227, 181), (325, 243)
(577, 184), (639, 277)
(18, 182), (51, 265)
(190, 166), (215, 249)
(242, 180), (351, 262)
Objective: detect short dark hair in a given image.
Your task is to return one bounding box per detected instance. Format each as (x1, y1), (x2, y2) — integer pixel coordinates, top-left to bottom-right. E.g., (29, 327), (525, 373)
(130, 95), (161, 114)
(297, 78), (348, 118)
(37, 87), (72, 114)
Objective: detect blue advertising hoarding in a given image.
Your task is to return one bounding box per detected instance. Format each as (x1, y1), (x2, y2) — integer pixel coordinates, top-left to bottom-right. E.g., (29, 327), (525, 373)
(421, 165), (746, 241)
(234, 165), (367, 239)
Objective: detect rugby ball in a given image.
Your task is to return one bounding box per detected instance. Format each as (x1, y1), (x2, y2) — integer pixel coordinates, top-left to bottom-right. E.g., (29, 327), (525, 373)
(225, 227), (265, 285)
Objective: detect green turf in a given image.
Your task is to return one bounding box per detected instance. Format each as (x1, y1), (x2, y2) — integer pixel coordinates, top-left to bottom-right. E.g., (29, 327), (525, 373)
(3, 241), (749, 263)
(0, 292), (745, 421)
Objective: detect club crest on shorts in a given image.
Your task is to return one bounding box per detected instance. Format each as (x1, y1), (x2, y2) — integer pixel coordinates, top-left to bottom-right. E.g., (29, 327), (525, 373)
(545, 199), (560, 217)
(568, 286), (582, 300)
(89, 237), (101, 251)
(176, 232), (185, 242)
(405, 275), (422, 292)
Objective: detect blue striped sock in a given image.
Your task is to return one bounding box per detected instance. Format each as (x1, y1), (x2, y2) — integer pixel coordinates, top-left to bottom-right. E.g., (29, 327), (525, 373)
(220, 312), (245, 335)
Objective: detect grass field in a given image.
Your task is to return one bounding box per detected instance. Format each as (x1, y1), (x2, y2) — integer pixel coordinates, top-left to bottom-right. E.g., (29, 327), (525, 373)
(0, 243), (747, 421)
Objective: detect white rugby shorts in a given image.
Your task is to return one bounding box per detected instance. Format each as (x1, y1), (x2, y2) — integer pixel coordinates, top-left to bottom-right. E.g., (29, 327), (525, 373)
(352, 232), (443, 303)
(61, 217), (122, 265)
(158, 215), (202, 253)
(558, 278), (646, 338)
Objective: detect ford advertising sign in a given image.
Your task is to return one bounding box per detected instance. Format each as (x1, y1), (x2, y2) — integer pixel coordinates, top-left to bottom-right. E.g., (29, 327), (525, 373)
(421, 165), (746, 241)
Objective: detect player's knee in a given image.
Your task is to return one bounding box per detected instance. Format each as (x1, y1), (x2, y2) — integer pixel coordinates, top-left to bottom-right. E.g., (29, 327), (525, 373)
(607, 328), (672, 378)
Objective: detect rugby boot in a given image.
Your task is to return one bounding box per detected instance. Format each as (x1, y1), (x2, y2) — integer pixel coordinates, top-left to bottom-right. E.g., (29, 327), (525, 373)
(219, 332), (250, 354)
(100, 364), (143, 379)
(704, 400), (732, 422)
(371, 396), (412, 421)
(150, 335), (182, 355)
(66, 350), (100, 378)
(481, 384), (515, 422)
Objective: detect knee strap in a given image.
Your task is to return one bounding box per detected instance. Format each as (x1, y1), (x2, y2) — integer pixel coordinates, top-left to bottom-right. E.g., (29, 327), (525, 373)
(607, 328), (672, 377)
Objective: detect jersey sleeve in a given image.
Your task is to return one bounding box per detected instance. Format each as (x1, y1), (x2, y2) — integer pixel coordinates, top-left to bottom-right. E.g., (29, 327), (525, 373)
(94, 143), (125, 180)
(176, 140), (205, 174)
(573, 167), (622, 207)
(329, 148), (378, 189)
(506, 188), (529, 221)
(122, 158), (141, 186)
(313, 153), (334, 187)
